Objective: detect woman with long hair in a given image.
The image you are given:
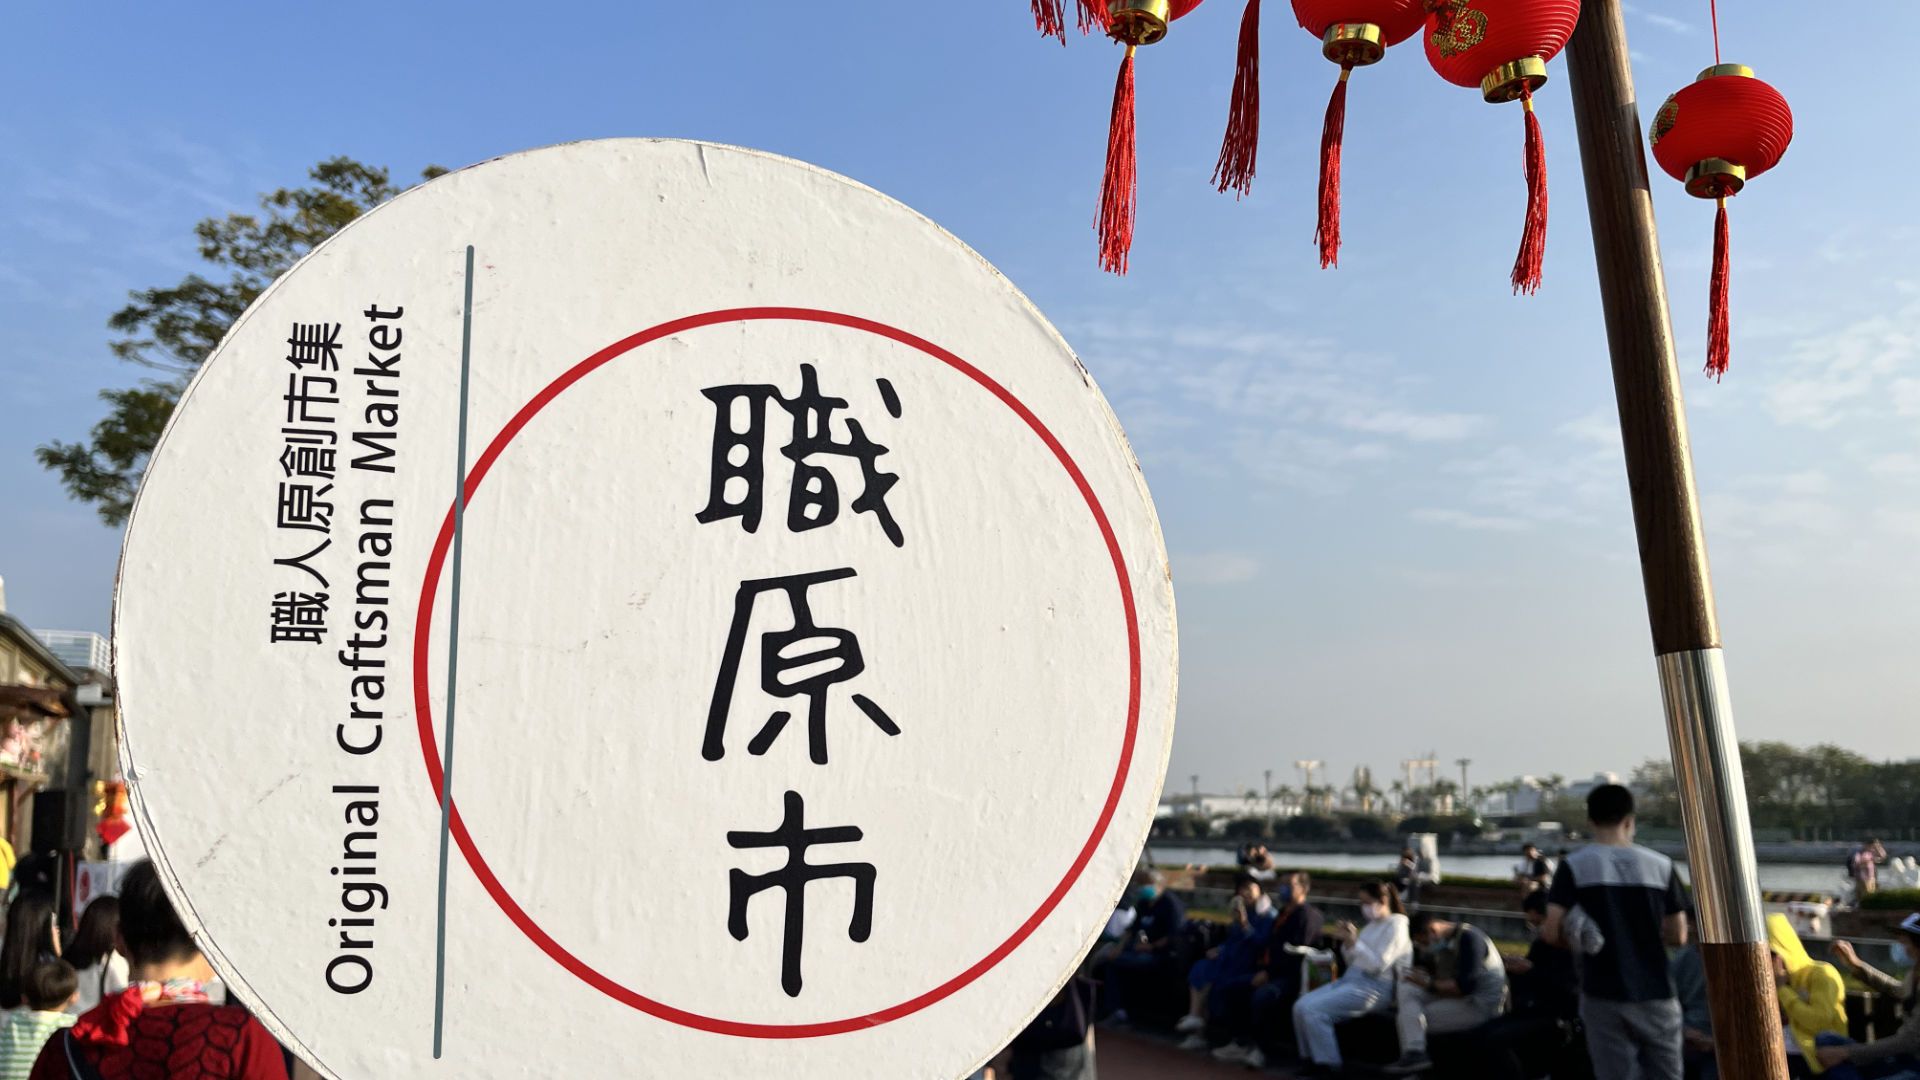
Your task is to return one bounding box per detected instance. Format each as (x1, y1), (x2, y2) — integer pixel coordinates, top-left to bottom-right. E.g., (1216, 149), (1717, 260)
(1291, 880), (1411, 1075)
(63, 895), (128, 1014)
(0, 890), (61, 1011)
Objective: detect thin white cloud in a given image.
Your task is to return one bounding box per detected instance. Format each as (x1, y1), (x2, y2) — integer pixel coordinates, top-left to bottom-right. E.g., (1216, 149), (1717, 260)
(1891, 378), (1920, 417)
(1867, 454), (1920, 479)
(1331, 407), (1483, 442)
(1176, 552), (1262, 586)
(1761, 297), (1920, 430)
(1073, 316), (1488, 494)
(1621, 2), (1693, 33)
(1410, 507), (1533, 532)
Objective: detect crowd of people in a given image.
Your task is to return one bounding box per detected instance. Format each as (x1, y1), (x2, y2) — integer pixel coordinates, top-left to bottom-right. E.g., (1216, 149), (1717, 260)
(1074, 785), (1920, 1079)
(0, 821), (1907, 1080)
(0, 860), (288, 1079)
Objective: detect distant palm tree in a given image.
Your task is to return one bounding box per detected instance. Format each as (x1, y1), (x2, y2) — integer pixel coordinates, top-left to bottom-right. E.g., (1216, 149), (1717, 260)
(1540, 774), (1568, 818)
(1351, 770), (1382, 815)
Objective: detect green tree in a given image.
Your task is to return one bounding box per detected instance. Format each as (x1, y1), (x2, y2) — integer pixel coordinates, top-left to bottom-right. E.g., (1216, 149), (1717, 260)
(37, 157), (446, 525)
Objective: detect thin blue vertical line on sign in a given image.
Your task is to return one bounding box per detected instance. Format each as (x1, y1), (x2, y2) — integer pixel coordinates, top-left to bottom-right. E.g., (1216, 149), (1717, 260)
(433, 245), (476, 1059)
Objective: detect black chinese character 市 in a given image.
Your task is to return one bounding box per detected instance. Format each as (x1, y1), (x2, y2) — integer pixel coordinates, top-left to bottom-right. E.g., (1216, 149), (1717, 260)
(727, 790), (875, 998)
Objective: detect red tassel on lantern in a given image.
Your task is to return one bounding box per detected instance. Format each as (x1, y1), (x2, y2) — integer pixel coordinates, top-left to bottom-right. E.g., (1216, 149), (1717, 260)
(1422, 0), (1581, 293)
(1288, 0), (1426, 267)
(1214, 0), (1264, 196)
(1100, 48), (1139, 273)
(1650, 65), (1793, 379)
(1316, 69), (1349, 265)
(1093, 0), (1206, 274)
(1514, 82), (1548, 293)
(1032, 0), (1113, 39)
(1033, 0), (1068, 42)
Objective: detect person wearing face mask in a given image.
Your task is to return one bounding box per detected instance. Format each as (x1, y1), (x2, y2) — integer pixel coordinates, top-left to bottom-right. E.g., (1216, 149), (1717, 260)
(1289, 881), (1411, 1076)
(1211, 871), (1323, 1068)
(1104, 869), (1186, 1026)
(1176, 874), (1278, 1051)
(1816, 914), (1920, 1078)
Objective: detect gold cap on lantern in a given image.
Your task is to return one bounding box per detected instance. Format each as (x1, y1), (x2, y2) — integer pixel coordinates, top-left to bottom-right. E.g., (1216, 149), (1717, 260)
(1698, 63), (1755, 81)
(1107, 0), (1172, 45)
(1323, 23), (1386, 67)
(1481, 57), (1548, 103)
(1685, 158), (1747, 199)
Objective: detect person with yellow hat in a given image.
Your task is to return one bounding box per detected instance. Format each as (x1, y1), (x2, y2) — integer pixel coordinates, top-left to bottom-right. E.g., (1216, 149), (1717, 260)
(1767, 914), (1848, 1073)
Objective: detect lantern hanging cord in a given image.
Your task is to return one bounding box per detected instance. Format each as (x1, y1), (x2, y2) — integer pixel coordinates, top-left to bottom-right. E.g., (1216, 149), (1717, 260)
(1709, 0), (1720, 63)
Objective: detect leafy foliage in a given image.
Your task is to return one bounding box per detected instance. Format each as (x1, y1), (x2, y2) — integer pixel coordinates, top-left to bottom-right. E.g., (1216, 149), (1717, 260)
(37, 158), (446, 525)
(1860, 888), (1920, 912)
(1632, 742), (1920, 838)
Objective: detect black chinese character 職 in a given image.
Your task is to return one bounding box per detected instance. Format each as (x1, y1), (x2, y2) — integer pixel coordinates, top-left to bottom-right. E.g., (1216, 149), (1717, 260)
(269, 590), (329, 644)
(697, 364), (904, 547)
(703, 568), (900, 766)
(727, 790), (875, 998)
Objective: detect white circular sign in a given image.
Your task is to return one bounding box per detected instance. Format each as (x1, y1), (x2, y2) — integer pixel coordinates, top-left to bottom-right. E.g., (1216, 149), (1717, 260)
(115, 139), (1177, 1079)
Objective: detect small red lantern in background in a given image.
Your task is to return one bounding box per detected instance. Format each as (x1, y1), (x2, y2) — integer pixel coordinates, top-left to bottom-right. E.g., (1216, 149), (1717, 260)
(1650, 65), (1792, 380)
(94, 779), (131, 847)
(1422, 0), (1581, 294)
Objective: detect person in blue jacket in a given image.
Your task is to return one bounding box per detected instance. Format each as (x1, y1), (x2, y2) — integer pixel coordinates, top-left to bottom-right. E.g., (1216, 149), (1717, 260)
(1175, 874), (1280, 1049)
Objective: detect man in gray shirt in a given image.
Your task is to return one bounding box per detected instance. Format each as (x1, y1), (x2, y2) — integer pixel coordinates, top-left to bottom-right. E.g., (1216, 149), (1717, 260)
(1542, 784), (1690, 1080)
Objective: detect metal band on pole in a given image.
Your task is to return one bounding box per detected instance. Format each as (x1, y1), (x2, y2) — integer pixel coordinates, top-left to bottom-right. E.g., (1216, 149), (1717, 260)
(1656, 648), (1765, 944)
(1564, 3), (1788, 1077)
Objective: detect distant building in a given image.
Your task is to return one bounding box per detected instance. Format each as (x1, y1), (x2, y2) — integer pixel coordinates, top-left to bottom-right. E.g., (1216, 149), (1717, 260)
(35, 630), (110, 676)
(1477, 771), (1624, 819)
(0, 602), (122, 877)
(1157, 792), (1299, 827)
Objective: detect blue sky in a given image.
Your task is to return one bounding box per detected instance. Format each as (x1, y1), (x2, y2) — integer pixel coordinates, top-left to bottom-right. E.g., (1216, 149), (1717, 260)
(3, 2), (1917, 791)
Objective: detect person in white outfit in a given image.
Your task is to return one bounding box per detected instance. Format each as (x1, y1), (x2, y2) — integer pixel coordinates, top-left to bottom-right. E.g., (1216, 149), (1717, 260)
(62, 896), (129, 1015)
(1292, 881), (1412, 1075)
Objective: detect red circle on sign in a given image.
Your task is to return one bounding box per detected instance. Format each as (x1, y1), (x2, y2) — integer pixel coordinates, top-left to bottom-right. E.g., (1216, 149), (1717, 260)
(412, 307), (1143, 1038)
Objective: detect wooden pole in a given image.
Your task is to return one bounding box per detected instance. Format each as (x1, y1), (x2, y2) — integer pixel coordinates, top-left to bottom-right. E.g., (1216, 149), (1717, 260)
(1563, 4), (1788, 1078)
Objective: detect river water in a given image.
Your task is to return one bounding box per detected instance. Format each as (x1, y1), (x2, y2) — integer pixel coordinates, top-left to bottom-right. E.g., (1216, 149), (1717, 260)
(1145, 845), (1859, 896)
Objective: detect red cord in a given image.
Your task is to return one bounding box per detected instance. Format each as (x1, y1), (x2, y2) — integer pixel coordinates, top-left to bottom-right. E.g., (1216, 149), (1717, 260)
(1709, 0), (1721, 63)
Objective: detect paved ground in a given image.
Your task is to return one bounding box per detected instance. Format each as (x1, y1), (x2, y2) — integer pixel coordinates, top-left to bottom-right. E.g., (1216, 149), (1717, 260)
(1092, 1027), (1298, 1079)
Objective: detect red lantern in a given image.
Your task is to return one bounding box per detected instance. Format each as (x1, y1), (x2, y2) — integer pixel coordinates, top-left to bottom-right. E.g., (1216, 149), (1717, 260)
(1091, 0), (1206, 274)
(1422, 0), (1581, 293)
(1650, 65), (1792, 379)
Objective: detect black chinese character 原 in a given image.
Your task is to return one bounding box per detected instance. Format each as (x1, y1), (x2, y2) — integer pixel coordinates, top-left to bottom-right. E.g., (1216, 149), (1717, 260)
(275, 482), (334, 532)
(703, 568), (900, 766)
(727, 790), (875, 998)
